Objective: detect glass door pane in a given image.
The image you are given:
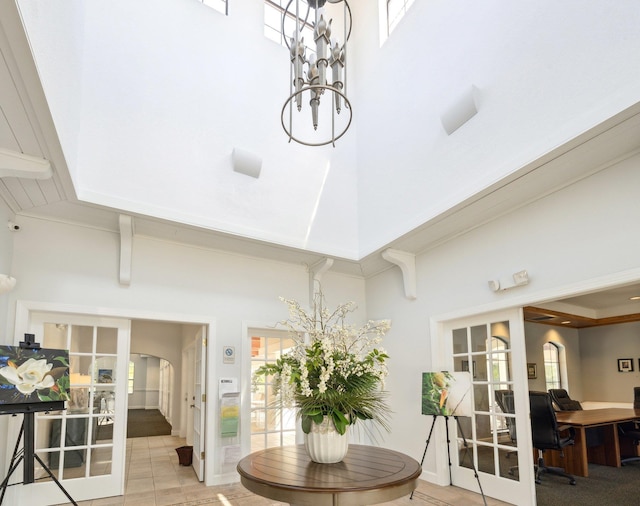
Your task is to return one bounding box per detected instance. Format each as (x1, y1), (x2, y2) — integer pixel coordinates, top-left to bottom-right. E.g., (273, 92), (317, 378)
(18, 312), (130, 505)
(445, 309), (534, 506)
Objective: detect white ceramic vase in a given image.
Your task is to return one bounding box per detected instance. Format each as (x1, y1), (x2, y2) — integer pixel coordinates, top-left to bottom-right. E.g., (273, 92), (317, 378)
(304, 416), (349, 464)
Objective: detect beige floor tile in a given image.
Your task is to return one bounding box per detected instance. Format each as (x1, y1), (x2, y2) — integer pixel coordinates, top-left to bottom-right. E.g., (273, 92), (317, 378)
(125, 476), (156, 494)
(90, 495), (126, 506)
(153, 475), (181, 490)
(50, 435), (509, 506)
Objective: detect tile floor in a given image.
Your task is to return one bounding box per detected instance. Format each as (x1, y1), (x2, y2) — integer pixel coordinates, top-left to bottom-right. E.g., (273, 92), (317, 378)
(55, 435), (512, 506)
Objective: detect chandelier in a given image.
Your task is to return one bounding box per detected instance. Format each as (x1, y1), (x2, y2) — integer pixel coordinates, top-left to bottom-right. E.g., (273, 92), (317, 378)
(281, 0), (352, 147)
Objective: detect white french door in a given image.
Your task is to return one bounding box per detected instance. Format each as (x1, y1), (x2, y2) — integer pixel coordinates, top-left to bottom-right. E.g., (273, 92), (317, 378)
(191, 327), (206, 481)
(443, 308), (536, 506)
(11, 312), (130, 505)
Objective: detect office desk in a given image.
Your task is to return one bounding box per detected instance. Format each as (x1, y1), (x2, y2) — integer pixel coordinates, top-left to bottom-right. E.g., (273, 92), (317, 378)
(549, 408), (640, 477)
(237, 444), (421, 506)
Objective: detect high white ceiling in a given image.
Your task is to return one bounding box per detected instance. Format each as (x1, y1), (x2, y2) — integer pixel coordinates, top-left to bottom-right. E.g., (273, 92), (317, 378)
(2, 0), (640, 313)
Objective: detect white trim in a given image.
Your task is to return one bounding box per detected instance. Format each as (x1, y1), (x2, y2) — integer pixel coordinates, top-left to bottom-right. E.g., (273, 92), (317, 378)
(434, 266), (640, 324)
(12, 300), (220, 486)
(427, 268), (640, 504)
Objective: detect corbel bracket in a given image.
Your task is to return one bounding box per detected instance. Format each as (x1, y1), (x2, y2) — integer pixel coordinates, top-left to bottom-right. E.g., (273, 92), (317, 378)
(382, 248), (417, 300)
(309, 257), (334, 302)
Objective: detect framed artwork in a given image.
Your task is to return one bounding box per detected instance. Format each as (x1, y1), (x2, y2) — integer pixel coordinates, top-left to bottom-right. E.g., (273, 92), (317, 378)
(618, 358), (634, 373)
(527, 363), (537, 379)
(98, 369), (113, 383)
(421, 371), (473, 417)
(0, 345), (70, 406)
(461, 360), (477, 378)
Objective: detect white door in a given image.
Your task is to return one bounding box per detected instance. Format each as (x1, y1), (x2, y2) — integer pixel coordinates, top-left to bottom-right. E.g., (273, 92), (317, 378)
(12, 312), (130, 506)
(191, 327), (206, 481)
(443, 309), (536, 506)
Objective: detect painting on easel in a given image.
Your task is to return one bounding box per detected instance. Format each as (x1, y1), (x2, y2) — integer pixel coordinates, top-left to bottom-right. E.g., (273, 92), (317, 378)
(0, 345), (70, 406)
(421, 371), (472, 417)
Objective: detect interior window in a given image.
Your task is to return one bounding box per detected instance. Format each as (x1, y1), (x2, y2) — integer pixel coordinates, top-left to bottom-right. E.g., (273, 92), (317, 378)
(200, 0), (227, 15)
(543, 342), (561, 390)
(264, 0), (316, 55)
(387, 0), (415, 35)
(127, 361), (135, 395)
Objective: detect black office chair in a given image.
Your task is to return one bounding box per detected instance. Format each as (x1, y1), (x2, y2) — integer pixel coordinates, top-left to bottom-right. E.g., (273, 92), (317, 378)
(549, 389), (583, 411)
(530, 391), (576, 485)
(618, 386), (640, 465)
(495, 390), (517, 448)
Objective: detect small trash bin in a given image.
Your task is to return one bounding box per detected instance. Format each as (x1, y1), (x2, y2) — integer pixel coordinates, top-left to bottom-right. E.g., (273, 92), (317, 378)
(176, 445), (193, 466)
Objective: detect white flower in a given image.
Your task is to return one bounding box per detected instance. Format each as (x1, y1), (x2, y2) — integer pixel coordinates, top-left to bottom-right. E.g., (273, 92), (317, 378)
(0, 358), (55, 395)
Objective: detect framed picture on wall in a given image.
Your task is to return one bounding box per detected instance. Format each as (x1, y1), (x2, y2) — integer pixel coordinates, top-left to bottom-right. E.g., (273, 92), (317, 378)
(527, 363), (537, 379)
(618, 358), (634, 372)
(461, 360), (477, 378)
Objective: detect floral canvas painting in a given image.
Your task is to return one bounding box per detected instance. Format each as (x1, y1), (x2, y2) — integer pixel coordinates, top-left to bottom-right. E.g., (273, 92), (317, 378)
(0, 345), (70, 405)
(421, 371), (472, 417)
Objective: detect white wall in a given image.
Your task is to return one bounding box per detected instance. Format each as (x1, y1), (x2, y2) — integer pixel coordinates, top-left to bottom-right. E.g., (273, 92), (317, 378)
(128, 354), (149, 409)
(2, 213), (366, 484)
(354, 1), (640, 255)
(0, 201), (14, 481)
(580, 321), (640, 402)
(0, 201), (14, 341)
(366, 153), (640, 474)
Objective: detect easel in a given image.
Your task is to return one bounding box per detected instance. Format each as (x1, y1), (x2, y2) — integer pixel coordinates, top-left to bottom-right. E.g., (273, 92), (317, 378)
(0, 336), (77, 506)
(411, 414), (486, 506)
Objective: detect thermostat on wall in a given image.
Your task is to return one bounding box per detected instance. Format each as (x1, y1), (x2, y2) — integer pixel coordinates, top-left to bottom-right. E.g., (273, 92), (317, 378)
(223, 346), (235, 364)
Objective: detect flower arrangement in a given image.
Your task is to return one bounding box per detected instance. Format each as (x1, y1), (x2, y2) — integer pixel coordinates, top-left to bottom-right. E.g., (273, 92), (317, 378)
(253, 292), (391, 436)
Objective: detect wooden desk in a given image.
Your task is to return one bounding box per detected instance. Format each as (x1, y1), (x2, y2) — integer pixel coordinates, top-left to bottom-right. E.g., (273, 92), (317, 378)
(237, 444), (422, 506)
(549, 408), (640, 477)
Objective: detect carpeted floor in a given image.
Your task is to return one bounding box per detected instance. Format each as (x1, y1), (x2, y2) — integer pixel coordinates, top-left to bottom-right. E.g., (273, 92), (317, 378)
(461, 444), (640, 506)
(535, 461), (640, 506)
(96, 408), (172, 440)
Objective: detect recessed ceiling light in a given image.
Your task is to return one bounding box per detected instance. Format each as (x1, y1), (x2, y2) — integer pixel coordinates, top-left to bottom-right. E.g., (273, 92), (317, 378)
(561, 321), (571, 325)
(630, 296), (640, 301)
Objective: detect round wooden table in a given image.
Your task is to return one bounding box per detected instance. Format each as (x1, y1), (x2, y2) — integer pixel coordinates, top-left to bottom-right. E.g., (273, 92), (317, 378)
(237, 444), (422, 506)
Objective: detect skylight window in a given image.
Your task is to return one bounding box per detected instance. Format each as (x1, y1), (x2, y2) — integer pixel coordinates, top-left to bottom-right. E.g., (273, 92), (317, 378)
(264, 0), (315, 55)
(201, 0), (227, 15)
(387, 0), (414, 34)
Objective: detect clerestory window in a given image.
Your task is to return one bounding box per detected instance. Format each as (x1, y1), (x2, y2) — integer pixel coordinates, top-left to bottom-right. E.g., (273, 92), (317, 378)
(264, 0), (317, 55)
(200, 0), (227, 16)
(387, 0), (415, 35)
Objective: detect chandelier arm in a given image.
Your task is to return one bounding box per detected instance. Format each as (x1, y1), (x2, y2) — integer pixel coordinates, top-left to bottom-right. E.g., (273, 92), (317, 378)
(281, 84), (352, 147)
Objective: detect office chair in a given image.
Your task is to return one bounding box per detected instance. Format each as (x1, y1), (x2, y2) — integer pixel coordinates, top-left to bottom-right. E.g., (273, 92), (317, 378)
(494, 390), (517, 450)
(548, 389), (583, 411)
(618, 386), (640, 465)
(530, 391), (576, 485)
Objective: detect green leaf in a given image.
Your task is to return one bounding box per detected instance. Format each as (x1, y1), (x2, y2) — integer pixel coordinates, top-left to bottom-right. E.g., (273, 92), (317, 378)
(301, 415), (312, 434)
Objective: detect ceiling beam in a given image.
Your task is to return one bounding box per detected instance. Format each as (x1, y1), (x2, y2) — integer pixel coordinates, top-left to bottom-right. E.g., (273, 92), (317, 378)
(0, 147), (52, 179)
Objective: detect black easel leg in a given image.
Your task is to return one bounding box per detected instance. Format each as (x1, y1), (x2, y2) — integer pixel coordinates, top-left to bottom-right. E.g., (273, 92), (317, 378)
(0, 420), (25, 505)
(445, 416), (452, 485)
(455, 416), (487, 506)
(411, 415), (438, 500)
(33, 454), (78, 506)
(0, 413), (77, 506)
